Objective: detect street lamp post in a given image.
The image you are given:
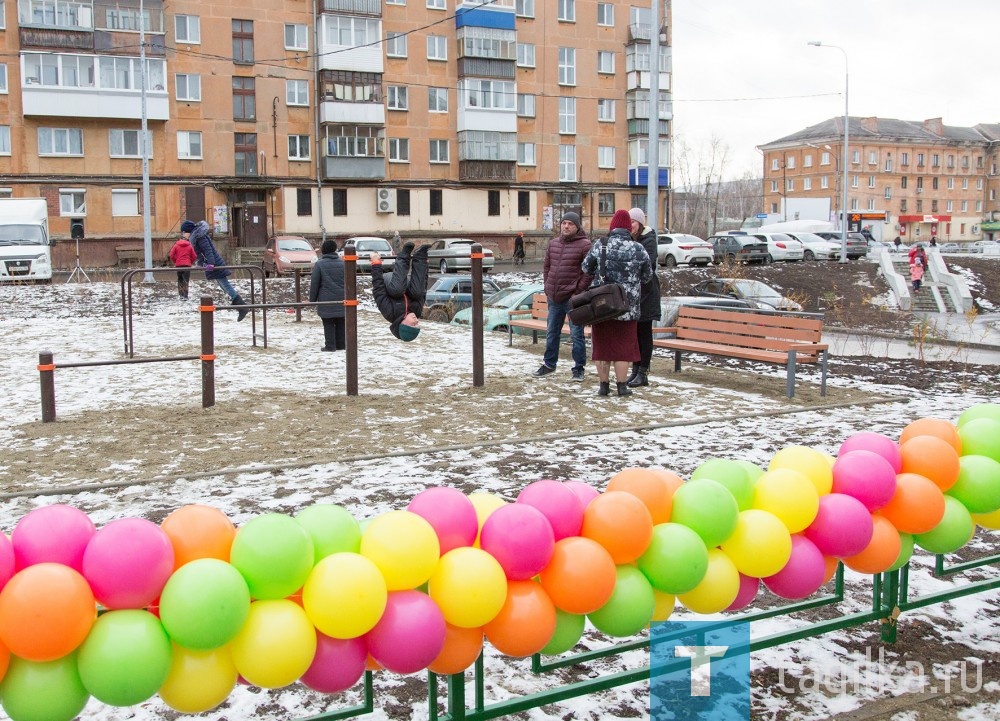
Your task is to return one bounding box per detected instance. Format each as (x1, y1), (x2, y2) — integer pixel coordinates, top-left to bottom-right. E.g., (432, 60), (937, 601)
(808, 41), (849, 263)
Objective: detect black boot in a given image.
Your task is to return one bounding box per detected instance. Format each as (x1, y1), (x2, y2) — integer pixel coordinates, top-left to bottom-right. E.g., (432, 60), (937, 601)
(598, 382), (610, 397)
(624, 363), (640, 385)
(232, 294), (249, 322)
(627, 367), (649, 388)
(617, 382), (633, 397)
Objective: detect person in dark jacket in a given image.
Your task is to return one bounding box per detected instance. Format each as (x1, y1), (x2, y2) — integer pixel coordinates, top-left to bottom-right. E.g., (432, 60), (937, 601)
(186, 220), (249, 321)
(169, 227), (198, 300)
(625, 208), (662, 388)
(309, 239), (346, 351)
(513, 232), (525, 265)
(534, 212), (593, 381)
(371, 241), (428, 341)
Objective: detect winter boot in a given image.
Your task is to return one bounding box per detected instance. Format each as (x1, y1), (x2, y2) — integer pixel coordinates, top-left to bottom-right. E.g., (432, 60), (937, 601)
(627, 367), (649, 388)
(624, 363), (640, 386)
(598, 382), (610, 397)
(617, 382), (633, 397)
(232, 294), (250, 322)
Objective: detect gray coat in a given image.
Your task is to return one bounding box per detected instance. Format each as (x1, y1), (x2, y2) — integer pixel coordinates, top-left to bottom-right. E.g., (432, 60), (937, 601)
(635, 225), (662, 322)
(309, 253), (345, 319)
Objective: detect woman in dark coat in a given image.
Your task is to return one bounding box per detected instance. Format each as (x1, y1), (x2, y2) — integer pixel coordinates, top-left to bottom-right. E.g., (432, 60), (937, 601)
(309, 239), (346, 351)
(626, 208), (662, 388)
(186, 219), (249, 321)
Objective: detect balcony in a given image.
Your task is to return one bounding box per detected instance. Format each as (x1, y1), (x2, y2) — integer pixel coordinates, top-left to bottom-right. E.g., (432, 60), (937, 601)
(322, 0), (381, 15)
(459, 160), (515, 182)
(323, 156), (386, 180)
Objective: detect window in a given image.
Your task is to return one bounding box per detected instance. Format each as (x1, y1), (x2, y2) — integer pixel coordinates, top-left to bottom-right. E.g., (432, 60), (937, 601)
(325, 124), (383, 158)
(464, 79), (515, 110)
(850, 198), (859, 210)
(931, 200), (938, 213)
(597, 99), (615, 122)
(176, 73), (201, 101)
(0, 65), (6, 94)
(176, 15), (200, 44)
(428, 87), (448, 113)
(429, 139), (449, 163)
(916, 153), (924, 166)
(962, 178), (969, 190)
(516, 43), (535, 67)
(786, 179), (793, 192)
(296, 188), (312, 216)
(516, 0), (534, 18)
(430, 189), (442, 216)
(901, 177), (908, 189)
(821, 152), (830, 165)
(868, 199), (876, 211)
(332, 189), (347, 216)
(932, 177), (938, 190)
(397, 189), (411, 216)
(598, 193), (614, 215)
(932, 154), (940, 167)
(771, 159), (780, 171)
(558, 97), (576, 134)
(38, 127), (83, 155)
(427, 36), (447, 61)
(597, 51), (615, 74)
(961, 155), (969, 168)
(770, 180), (778, 192)
(885, 157), (893, 172)
(387, 86), (408, 110)
(286, 79), (309, 106)
(803, 155), (813, 168)
(288, 135), (310, 160)
(177, 131), (202, 159)
(786, 156), (795, 170)
(885, 187), (892, 199)
(232, 76), (255, 120)
(0, 126), (10, 155)
(517, 94), (536, 118)
(109, 129), (152, 158)
(947, 177), (954, 190)
(59, 189), (86, 215)
(851, 175), (858, 188)
(517, 142), (535, 165)
(598, 146), (614, 169)
(558, 0), (575, 22)
(821, 176), (828, 189)
(976, 200), (983, 212)
(386, 32), (407, 58)
(234, 133), (257, 175)
(946, 200), (953, 212)
(559, 144), (576, 181)
(976, 178), (983, 190)
(232, 20), (254, 65)
(851, 150), (859, 164)
(285, 23), (308, 51)
(111, 190), (139, 217)
(597, 3), (614, 25)
(868, 175), (875, 188)
(488, 190), (500, 217)
(803, 178), (811, 190)
(947, 154), (955, 168)
(558, 48), (575, 86)
(518, 191), (530, 216)
(868, 150), (877, 165)
(388, 138), (409, 162)
(916, 177), (923, 190)
(427, 0), (445, 8)
(901, 152), (909, 165)
(385, 0), (405, 5)
(900, 199), (907, 212)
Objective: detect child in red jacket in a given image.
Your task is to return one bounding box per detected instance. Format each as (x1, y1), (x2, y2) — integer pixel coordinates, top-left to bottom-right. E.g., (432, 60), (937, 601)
(169, 223), (198, 299)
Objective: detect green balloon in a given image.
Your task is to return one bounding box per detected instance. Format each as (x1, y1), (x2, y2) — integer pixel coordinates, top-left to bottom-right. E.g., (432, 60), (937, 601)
(77, 610), (172, 706)
(295, 504), (362, 563)
(637, 523), (709, 594)
(588, 566), (655, 638)
(230, 513), (315, 600)
(159, 558), (250, 650)
(691, 459), (756, 511)
(886, 533), (914, 573)
(958, 403), (1000, 427)
(947, 455), (1000, 514)
(541, 609), (586, 655)
(914, 496), (975, 554)
(669, 479), (740, 548)
(736, 460), (765, 483)
(0, 654), (89, 721)
(958, 419), (1000, 464)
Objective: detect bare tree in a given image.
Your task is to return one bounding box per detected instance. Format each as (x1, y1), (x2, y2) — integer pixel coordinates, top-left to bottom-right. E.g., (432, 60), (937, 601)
(670, 137), (761, 236)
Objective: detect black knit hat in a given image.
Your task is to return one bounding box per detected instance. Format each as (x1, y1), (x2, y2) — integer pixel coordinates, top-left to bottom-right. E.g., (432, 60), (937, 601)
(180, 220), (196, 233)
(562, 212), (581, 231)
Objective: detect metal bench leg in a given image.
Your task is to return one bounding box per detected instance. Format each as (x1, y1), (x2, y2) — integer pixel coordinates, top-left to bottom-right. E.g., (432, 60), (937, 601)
(508, 326), (513, 347)
(820, 350), (828, 397)
(532, 330), (538, 344)
(786, 351), (796, 398)
(674, 350), (682, 372)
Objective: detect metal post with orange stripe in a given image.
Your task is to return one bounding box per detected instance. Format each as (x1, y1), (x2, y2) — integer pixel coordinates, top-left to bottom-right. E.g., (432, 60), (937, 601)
(38, 351), (56, 422)
(343, 243), (358, 396)
(200, 296), (216, 408)
(471, 244), (484, 387)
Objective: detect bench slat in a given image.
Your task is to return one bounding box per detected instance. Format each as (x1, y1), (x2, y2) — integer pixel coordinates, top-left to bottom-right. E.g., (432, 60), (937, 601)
(675, 316), (822, 344)
(680, 305), (823, 332)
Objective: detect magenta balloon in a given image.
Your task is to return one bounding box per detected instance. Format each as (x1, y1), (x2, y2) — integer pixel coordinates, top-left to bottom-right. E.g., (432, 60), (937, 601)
(515, 481), (584, 540)
(301, 634), (367, 693)
(366, 591), (446, 674)
(804, 494), (874, 557)
(82, 518), (175, 609)
(726, 573), (760, 612)
(832, 450), (897, 512)
(562, 481), (600, 510)
(479, 504), (555, 580)
(838, 432), (902, 473)
(0, 534), (15, 591)
(762, 535), (826, 600)
(12, 505), (96, 572)
(407, 487), (479, 554)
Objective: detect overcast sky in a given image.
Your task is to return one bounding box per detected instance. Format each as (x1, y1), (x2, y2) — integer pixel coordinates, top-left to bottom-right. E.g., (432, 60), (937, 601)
(670, 0), (1000, 181)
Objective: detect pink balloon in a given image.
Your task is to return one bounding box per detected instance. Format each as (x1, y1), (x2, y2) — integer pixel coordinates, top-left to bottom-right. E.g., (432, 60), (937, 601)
(479, 504), (555, 580)
(366, 591), (446, 674)
(839, 432), (902, 473)
(301, 634), (367, 693)
(12, 505), (96, 572)
(762, 535), (826, 600)
(0, 534), (15, 591)
(82, 518), (175, 609)
(407, 487), (479, 554)
(832, 450), (897, 511)
(515, 481), (584, 540)
(562, 481), (600, 510)
(804, 494), (874, 558)
(726, 573), (760, 612)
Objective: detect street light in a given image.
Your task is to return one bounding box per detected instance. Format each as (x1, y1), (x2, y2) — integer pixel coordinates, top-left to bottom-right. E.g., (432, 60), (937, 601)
(808, 41), (849, 263)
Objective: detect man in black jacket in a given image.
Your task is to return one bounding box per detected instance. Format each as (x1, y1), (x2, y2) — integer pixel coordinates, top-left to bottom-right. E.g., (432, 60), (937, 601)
(371, 241), (428, 342)
(309, 239), (346, 351)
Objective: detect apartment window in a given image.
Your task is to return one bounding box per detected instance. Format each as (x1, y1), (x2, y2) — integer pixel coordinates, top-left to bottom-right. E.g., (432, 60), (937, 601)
(598, 192), (614, 215)
(597, 146), (614, 169)
(385, 0), (405, 5)
(976, 178), (983, 190)
(932, 177), (938, 190)
(234, 133), (257, 175)
(175, 74), (201, 101)
(885, 157), (893, 172)
(821, 152), (830, 165)
(850, 198), (859, 210)
(931, 200), (938, 213)
(285, 23), (308, 51)
(386, 32), (407, 58)
(388, 138), (409, 162)
(430, 189), (442, 216)
(325, 124), (383, 158)
(429, 139), (449, 163)
(787, 157), (795, 170)
(916, 177), (923, 190)
(296, 189), (312, 216)
(976, 200), (983, 212)
(901, 176), (908, 189)
(932, 154), (940, 167)
(946, 200), (953, 212)
(597, 3), (614, 25)
(947, 154), (955, 168)
(109, 129), (151, 158)
(900, 199), (907, 212)
(0, 65), (6, 93)
(387, 86), (408, 110)
(0, 126), (10, 155)
(885, 187), (892, 199)
(177, 131), (202, 159)
(868, 150), (877, 165)
(786, 179), (793, 192)
(516, 0), (534, 17)
(517, 94), (536, 117)
(59, 189), (86, 215)
(961, 200), (968, 212)
(232, 20), (254, 65)
(901, 152), (909, 165)
(770, 203), (778, 213)
(770, 180), (778, 193)
(558, 48), (576, 86)
(517, 142), (535, 165)
(947, 177), (954, 190)
(427, 0), (445, 8)
(771, 158), (779, 171)
(283, 79), (309, 107)
(232, 76), (255, 120)
(821, 176), (828, 189)
(597, 51), (615, 74)
(288, 135), (310, 160)
(111, 190), (139, 217)
(428, 87), (448, 113)
(559, 145), (576, 181)
(488, 190), (500, 216)
(427, 36), (447, 61)
(868, 199), (876, 211)
(517, 43), (535, 67)
(175, 15), (200, 44)
(868, 175), (876, 188)
(916, 199), (922, 212)
(962, 155), (970, 168)
(518, 191), (530, 217)
(851, 150), (859, 164)
(332, 189), (347, 216)
(962, 178), (969, 190)
(558, 97), (576, 134)
(597, 99), (615, 122)
(803, 178), (812, 190)
(38, 127), (83, 155)
(558, 0), (575, 22)
(916, 153), (924, 166)
(803, 155), (813, 168)
(397, 189), (411, 216)
(851, 175), (858, 188)
(465, 79), (514, 110)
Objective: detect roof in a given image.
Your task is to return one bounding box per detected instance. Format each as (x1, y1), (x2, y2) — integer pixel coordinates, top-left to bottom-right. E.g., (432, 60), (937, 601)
(759, 116), (996, 149)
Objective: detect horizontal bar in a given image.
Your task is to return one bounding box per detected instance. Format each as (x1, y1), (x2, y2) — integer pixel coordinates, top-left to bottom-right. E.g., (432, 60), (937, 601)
(934, 551), (1000, 577)
(55, 355), (201, 369)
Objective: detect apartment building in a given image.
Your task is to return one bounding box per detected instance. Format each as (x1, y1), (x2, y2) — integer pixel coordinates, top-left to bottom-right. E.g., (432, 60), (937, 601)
(0, 0), (672, 265)
(759, 117), (1000, 242)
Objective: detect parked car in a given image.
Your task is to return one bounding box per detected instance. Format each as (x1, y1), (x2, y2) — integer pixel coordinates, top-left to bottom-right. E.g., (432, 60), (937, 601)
(261, 236), (318, 277)
(427, 238), (496, 274)
(424, 275), (503, 322)
(939, 242), (961, 253)
(656, 233), (714, 267)
(708, 234), (770, 265)
(972, 240), (1000, 254)
(343, 236), (396, 273)
(656, 296), (754, 337)
(784, 232), (841, 261)
(746, 232), (805, 263)
(689, 278), (804, 311)
(450, 283), (543, 333)
(814, 232), (869, 259)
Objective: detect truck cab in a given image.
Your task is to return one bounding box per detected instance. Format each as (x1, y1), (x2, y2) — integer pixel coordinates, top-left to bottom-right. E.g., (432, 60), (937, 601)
(0, 198), (54, 283)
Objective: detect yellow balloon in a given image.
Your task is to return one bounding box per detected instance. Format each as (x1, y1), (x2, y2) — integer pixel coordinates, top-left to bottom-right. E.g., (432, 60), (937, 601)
(769, 446), (833, 496)
(720, 510), (793, 579)
(302, 553), (387, 639)
(468, 493), (508, 546)
(428, 547), (508, 628)
(360, 511), (441, 591)
(972, 507), (1000, 530)
(230, 600), (317, 689)
(158, 644), (237, 714)
(753, 468), (820, 533)
(677, 549), (739, 614)
(651, 589), (675, 622)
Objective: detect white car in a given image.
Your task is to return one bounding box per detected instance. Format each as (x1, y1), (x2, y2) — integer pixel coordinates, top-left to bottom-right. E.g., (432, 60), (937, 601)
(784, 232), (841, 261)
(747, 232), (805, 263)
(656, 234), (714, 267)
(426, 238), (496, 274)
(972, 240), (1000, 255)
(343, 236), (396, 272)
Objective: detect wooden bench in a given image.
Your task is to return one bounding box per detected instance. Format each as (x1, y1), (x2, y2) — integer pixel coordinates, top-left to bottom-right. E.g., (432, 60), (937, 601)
(115, 245), (145, 267)
(508, 293), (591, 346)
(653, 305), (828, 398)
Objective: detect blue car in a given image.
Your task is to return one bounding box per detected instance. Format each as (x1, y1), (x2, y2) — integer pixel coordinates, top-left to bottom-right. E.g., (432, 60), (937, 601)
(423, 275), (503, 322)
(451, 283), (544, 333)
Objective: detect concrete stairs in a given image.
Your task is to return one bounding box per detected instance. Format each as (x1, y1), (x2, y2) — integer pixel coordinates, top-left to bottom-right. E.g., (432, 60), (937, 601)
(890, 258), (957, 313)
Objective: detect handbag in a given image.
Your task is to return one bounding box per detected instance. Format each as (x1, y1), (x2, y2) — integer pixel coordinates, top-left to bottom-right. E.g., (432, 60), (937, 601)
(568, 237), (628, 326)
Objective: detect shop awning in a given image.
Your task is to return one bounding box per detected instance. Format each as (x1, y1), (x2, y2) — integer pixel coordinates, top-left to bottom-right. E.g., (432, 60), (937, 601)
(980, 221), (1000, 231)
(897, 215), (952, 223)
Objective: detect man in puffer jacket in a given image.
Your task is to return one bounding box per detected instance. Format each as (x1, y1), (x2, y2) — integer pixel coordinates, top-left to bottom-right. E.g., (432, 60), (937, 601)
(186, 220), (249, 321)
(534, 212), (594, 381)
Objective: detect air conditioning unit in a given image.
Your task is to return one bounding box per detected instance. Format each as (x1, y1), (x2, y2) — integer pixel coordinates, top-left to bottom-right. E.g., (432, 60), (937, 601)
(916, 187), (922, 193)
(972, 225), (980, 234)
(375, 187), (396, 214)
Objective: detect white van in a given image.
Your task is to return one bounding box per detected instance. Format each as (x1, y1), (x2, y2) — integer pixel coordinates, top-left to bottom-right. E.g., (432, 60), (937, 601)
(0, 198), (53, 283)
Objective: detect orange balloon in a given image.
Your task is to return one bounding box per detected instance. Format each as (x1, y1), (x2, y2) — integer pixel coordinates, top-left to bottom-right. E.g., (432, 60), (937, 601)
(581, 491), (654, 564)
(842, 515), (902, 575)
(0, 563), (95, 661)
(0, 640), (9, 683)
(879, 473), (946, 534)
(822, 556), (840, 585)
(428, 624), (484, 675)
(648, 469), (686, 497)
(538, 537), (617, 614)
(482, 581), (556, 658)
(899, 435), (960, 492)
(900, 418), (962, 455)
(161, 505), (237, 569)
(606, 469), (673, 524)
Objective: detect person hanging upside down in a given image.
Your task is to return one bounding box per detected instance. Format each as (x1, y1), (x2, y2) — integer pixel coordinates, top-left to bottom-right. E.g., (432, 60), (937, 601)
(370, 241), (429, 342)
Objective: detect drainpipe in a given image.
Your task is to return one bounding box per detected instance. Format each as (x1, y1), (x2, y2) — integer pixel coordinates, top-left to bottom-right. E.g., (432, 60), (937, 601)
(313, 0), (327, 244)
